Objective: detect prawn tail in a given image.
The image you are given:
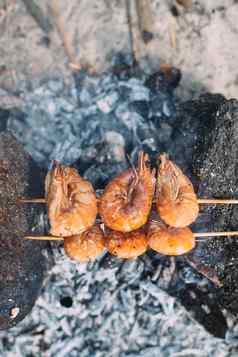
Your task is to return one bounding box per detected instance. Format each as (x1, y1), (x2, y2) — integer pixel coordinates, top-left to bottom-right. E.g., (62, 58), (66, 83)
(138, 151), (151, 176)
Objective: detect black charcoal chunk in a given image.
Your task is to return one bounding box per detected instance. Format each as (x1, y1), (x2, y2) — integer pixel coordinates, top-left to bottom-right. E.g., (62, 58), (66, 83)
(191, 98), (238, 313)
(0, 131), (49, 330)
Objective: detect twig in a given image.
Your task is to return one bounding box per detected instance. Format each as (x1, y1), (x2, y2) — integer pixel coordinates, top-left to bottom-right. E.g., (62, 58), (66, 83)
(176, 0), (192, 9)
(51, 0), (81, 71)
(169, 16), (177, 49)
(135, 0), (154, 44)
(125, 0), (138, 67)
(22, 0), (53, 34)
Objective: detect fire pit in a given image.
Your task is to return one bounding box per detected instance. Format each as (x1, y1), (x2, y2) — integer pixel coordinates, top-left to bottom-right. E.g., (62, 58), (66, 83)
(0, 59), (237, 355)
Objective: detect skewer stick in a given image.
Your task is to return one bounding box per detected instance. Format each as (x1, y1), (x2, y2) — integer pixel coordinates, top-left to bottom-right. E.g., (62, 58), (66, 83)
(194, 231), (238, 238)
(20, 198), (46, 203)
(152, 198), (238, 205)
(21, 197), (238, 205)
(197, 199), (238, 204)
(25, 231), (238, 242)
(25, 236), (63, 241)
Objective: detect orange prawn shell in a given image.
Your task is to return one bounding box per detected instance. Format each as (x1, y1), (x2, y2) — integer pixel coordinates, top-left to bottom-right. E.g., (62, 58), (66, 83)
(105, 228), (148, 259)
(45, 164), (97, 237)
(64, 224), (105, 262)
(99, 152), (155, 232)
(156, 155), (199, 228)
(147, 219), (195, 256)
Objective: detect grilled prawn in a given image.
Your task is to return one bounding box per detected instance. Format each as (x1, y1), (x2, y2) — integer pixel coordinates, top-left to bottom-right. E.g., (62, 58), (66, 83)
(156, 154), (199, 228)
(105, 228), (147, 259)
(64, 224), (105, 262)
(147, 218), (195, 256)
(45, 161), (97, 237)
(99, 152), (155, 232)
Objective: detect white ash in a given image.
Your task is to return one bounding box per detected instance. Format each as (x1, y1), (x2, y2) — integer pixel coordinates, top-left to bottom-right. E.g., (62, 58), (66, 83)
(0, 246), (233, 357)
(7, 70), (177, 180)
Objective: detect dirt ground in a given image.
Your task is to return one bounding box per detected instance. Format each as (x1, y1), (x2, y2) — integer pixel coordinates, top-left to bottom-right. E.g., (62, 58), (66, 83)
(0, 0), (238, 100)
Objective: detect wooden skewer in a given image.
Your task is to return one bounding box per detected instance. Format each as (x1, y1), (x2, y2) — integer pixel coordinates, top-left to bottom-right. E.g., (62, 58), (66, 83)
(136, 0), (154, 44)
(21, 198), (238, 205)
(151, 198), (238, 205)
(25, 231), (238, 241)
(20, 198), (46, 203)
(25, 236), (63, 240)
(197, 199), (238, 204)
(194, 231), (238, 238)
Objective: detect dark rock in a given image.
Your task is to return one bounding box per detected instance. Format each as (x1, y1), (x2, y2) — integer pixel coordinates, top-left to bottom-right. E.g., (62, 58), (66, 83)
(145, 66), (181, 94)
(191, 98), (238, 314)
(161, 93), (231, 338)
(0, 109), (9, 132)
(0, 131), (49, 329)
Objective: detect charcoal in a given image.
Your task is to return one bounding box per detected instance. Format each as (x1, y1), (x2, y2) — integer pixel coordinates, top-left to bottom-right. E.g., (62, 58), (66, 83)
(144, 67), (181, 94)
(0, 131), (49, 330)
(191, 98), (238, 313)
(0, 109), (9, 132)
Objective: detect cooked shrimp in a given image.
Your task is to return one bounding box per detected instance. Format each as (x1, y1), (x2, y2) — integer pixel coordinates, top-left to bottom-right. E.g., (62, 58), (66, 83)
(156, 154), (199, 228)
(99, 152), (155, 232)
(105, 228), (147, 259)
(45, 161), (97, 237)
(147, 218), (195, 256)
(64, 224), (105, 262)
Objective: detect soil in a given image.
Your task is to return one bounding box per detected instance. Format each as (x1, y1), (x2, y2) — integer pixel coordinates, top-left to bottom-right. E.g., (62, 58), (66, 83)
(0, 1), (238, 100)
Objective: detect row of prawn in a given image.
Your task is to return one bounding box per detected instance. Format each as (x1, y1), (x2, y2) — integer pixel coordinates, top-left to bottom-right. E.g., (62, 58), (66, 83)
(42, 152), (198, 262)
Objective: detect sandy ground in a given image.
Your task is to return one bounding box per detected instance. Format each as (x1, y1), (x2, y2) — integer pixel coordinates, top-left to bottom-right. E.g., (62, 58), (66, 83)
(0, 0), (238, 100)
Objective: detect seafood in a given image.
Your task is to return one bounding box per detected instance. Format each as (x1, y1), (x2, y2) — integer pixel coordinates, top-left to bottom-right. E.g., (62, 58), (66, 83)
(64, 224), (105, 262)
(156, 154), (199, 228)
(99, 152), (155, 232)
(45, 161), (97, 237)
(147, 218), (195, 256)
(105, 228), (147, 259)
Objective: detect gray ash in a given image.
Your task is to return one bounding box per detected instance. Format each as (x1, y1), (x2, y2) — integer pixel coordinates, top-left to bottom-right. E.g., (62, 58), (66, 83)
(8, 68), (180, 188)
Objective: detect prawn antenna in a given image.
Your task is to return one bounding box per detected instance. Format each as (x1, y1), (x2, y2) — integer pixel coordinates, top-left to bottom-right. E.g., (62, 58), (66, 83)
(126, 153), (138, 181)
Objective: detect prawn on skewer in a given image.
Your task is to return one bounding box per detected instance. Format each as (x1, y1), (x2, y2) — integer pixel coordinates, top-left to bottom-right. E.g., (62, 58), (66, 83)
(99, 152), (155, 232)
(45, 161), (97, 237)
(156, 154), (199, 228)
(147, 217), (195, 256)
(105, 227), (148, 259)
(64, 224), (106, 262)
